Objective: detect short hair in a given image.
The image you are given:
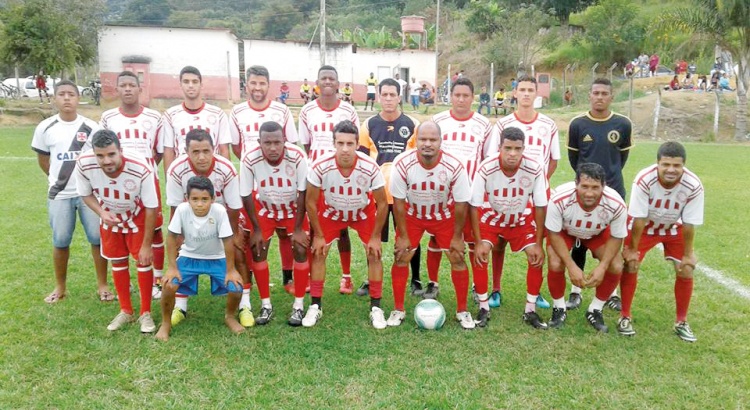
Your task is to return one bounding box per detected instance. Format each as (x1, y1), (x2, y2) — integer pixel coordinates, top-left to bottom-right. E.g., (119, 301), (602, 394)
(657, 141), (687, 162)
(185, 129), (213, 149)
(333, 120), (358, 141)
(417, 120), (441, 136)
(318, 65), (338, 78)
(576, 163), (606, 186)
(451, 77), (474, 94)
(259, 121), (283, 139)
(91, 129), (120, 149)
(117, 71), (140, 86)
(180, 66), (202, 82)
(246, 65), (269, 81)
(591, 77), (612, 90)
(186, 176), (215, 198)
(500, 126), (525, 144)
(516, 75), (537, 88)
(54, 80), (79, 96)
(379, 78), (400, 94)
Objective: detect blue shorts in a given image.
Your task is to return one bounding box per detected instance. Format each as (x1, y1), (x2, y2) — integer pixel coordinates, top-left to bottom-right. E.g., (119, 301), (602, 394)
(367, 93), (375, 101)
(173, 256), (241, 296)
(410, 95), (419, 106)
(47, 196), (101, 248)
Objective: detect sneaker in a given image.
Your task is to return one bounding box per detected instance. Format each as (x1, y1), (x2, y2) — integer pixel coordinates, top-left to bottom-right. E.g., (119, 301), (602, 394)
(386, 310), (406, 327)
(256, 306), (274, 325)
(549, 308), (567, 329)
(606, 295), (622, 311)
(566, 292), (582, 310)
(523, 311), (548, 329)
(475, 308), (490, 328)
(288, 308), (304, 326)
(302, 304), (322, 327)
(422, 282), (440, 299)
(370, 306), (387, 329)
(674, 321), (697, 342)
(138, 312), (156, 333)
(355, 281), (369, 297)
(151, 284), (162, 300)
(410, 280), (424, 296)
(107, 311), (135, 331)
(489, 291), (502, 308)
(617, 316), (636, 336)
(456, 311), (476, 330)
(238, 307), (255, 328)
(585, 309), (608, 333)
(535, 294), (550, 309)
(471, 284), (479, 304)
(283, 282), (295, 295)
(170, 308), (187, 327)
(339, 277), (353, 294)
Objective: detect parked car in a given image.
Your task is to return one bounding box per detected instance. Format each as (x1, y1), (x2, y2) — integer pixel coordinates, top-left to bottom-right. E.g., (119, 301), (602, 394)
(2, 77), (84, 98)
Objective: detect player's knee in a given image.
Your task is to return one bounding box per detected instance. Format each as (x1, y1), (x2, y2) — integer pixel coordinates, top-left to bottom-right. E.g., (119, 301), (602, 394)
(163, 281), (179, 294)
(610, 257), (624, 274)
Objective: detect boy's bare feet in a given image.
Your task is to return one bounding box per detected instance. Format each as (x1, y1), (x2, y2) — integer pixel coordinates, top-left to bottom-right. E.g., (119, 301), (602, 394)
(225, 316), (245, 334)
(155, 325), (170, 341)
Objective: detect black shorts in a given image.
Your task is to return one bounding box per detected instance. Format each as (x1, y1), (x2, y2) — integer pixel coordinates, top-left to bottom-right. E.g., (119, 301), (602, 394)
(367, 93), (376, 101)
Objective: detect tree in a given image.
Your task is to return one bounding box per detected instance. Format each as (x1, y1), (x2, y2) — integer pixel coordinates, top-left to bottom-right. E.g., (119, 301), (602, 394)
(258, 0), (302, 39)
(652, 0), (750, 141)
(581, 0), (645, 66)
(540, 0), (595, 26)
(120, 0), (172, 26)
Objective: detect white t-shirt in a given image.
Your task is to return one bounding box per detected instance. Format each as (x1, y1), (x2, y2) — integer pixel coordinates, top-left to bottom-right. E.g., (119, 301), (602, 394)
(431, 110), (493, 181)
(409, 81), (421, 97)
(165, 154), (242, 210)
(629, 164), (704, 236)
(390, 150), (471, 220)
(31, 114), (99, 200)
(229, 100), (298, 157)
(162, 102), (231, 155)
(100, 106), (163, 170)
(546, 181), (627, 239)
(396, 78), (408, 97)
(298, 99), (360, 162)
(169, 202), (233, 259)
(491, 112), (560, 178)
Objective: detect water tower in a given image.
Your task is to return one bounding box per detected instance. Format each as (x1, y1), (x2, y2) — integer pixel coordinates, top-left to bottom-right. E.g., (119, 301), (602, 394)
(401, 15), (426, 49)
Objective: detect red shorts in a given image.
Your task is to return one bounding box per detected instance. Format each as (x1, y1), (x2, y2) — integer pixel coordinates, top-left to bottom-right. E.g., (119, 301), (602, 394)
(400, 214), (458, 250)
(318, 211), (375, 245)
(258, 214), (310, 241)
(549, 227), (613, 252)
(626, 226), (685, 262)
(479, 221), (537, 253)
(101, 225), (147, 261)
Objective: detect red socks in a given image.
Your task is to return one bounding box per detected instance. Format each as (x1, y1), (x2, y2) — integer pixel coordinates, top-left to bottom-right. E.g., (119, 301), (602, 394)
(252, 260), (270, 299)
(675, 276), (693, 322)
(136, 265), (153, 315)
(293, 261), (310, 298)
(339, 251), (351, 275)
(595, 271), (621, 301)
(547, 269), (567, 300)
(391, 265), (409, 311)
(620, 272), (638, 318)
(472, 260), (488, 295)
(451, 268), (469, 312)
(526, 265), (543, 296)
(112, 259), (133, 315)
(151, 229), (164, 271)
(492, 249), (505, 292)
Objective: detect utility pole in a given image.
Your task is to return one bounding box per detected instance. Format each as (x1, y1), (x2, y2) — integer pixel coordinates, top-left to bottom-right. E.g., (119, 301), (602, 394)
(434, 0), (440, 92)
(320, 0), (326, 66)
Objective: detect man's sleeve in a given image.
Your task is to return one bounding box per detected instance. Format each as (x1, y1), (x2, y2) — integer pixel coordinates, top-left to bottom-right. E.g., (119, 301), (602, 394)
(222, 168), (243, 210)
(469, 169), (486, 207)
(162, 113), (175, 148)
(165, 166), (184, 207)
(238, 157), (254, 198)
(216, 112), (232, 145)
(283, 107), (299, 144)
(389, 159), (407, 200)
(545, 200), (563, 232)
(75, 160), (92, 197)
(229, 109), (242, 146)
(31, 122), (49, 154)
(307, 163), (322, 188)
(167, 206), (183, 235)
(298, 110), (310, 145)
(452, 166), (472, 203)
(628, 176), (650, 218)
(216, 206), (234, 239)
(296, 154), (308, 192)
(140, 168), (159, 208)
(610, 204), (628, 238)
(682, 184), (705, 226)
(549, 122), (561, 160)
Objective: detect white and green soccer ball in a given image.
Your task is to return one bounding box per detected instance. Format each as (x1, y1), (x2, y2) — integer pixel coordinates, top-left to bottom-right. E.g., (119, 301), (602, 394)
(414, 299), (446, 330)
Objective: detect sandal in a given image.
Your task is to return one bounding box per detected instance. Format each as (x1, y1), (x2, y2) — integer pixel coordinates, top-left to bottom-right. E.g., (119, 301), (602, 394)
(98, 290), (115, 302)
(44, 291), (66, 304)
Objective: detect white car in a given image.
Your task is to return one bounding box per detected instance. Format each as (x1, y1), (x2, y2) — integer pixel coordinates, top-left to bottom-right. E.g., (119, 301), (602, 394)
(2, 77), (84, 99)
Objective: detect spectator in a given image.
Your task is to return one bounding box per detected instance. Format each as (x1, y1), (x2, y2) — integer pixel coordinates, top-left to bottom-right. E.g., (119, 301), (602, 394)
(493, 87), (506, 116)
(36, 70), (51, 104)
(710, 57), (724, 77)
(649, 53), (660, 77)
(682, 73), (696, 90)
(278, 81), (290, 105)
(707, 72), (720, 91)
(419, 84), (434, 104)
(477, 86), (490, 115)
(638, 53), (649, 77)
(564, 88), (573, 106)
(668, 75), (681, 91)
(697, 74), (708, 91)
(409, 77), (420, 111)
(719, 73), (734, 91)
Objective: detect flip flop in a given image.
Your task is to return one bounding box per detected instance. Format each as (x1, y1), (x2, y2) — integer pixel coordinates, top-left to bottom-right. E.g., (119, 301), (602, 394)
(98, 290), (115, 302)
(44, 291), (66, 304)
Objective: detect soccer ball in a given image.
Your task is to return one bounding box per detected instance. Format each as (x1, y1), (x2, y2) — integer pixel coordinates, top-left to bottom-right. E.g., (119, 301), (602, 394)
(414, 299), (446, 330)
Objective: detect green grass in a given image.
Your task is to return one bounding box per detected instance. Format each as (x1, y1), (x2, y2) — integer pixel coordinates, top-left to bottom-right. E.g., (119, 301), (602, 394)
(1, 125), (749, 408)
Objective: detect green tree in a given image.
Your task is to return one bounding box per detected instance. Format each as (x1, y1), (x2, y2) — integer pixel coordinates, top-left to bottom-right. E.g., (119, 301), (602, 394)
(120, 0), (172, 26)
(258, 0), (302, 39)
(652, 0), (749, 141)
(582, 0), (645, 66)
(540, 0), (595, 26)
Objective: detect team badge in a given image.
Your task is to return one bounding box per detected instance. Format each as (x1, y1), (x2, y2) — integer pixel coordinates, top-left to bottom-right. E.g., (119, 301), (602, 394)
(142, 120), (153, 131)
(213, 178), (224, 191)
(285, 164), (295, 177)
(438, 170), (448, 184)
(208, 115), (217, 125)
(607, 130), (621, 143)
(399, 126), (411, 138)
(520, 176), (532, 189)
(123, 179), (137, 192)
(539, 126), (549, 137)
(471, 125), (483, 136)
(356, 175), (368, 188)
(76, 132), (88, 142)
(597, 209), (609, 221)
(208, 217), (215, 225)
(676, 191), (687, 203)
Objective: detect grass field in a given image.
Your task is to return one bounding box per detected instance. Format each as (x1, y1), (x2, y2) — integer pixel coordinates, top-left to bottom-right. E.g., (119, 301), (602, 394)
(1, 124), (749, 409)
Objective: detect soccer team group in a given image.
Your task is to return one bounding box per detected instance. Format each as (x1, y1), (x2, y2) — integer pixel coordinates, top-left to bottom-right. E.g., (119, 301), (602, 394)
(31, 63), (704, 342)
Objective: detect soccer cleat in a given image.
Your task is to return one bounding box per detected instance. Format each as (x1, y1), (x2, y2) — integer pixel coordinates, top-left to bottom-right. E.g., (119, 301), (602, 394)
(475, 308), (490, 328)
(355, 281), (370, 297)
(170, 308), (187, 327)
(386, 310), (406, 327)
(283, 282), (295, 295)
(606, 295), (622, 311)
(422, 282), (440, 300)
(410, 280), (424, 297)
(302, 304), (322, 327)
(151, 284), (162, 300)
(339, 277), (353, 294)
(523, 311), (548, 330)
(107, 311), (135, 331)
(566, 292), (582, 310)
(370, 306), (387, 330)
(585, 309), (609, 333)
(238, 307), (255, 328)
(674, 321), (697, 342)
(617, 316), (636, 336)
(256, 307), (274, 325)
(489, 291), (502, 308)
(456, 311), (476, 330)
(471, 284), (479, 304)
(549, 308), (567, 329)
(288, 308), (304, 327)
(138, 312), (156, 333)
(536, 294), (551, 309)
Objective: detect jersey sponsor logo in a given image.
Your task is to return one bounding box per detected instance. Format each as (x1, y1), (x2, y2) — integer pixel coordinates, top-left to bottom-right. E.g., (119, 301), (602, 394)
(426, 172), (434, 177)
(457, 123), (466, 128)
(399, 126), (410, 138)
(582, 135), (593, 142)
(193, 116), (200, 121)
(520, 176), (532, 188)
(57, 151), (81, 161)
(285, 164), (295, 177)
(123, 179), (137, 192)
(356, 175), (368, 188)
(325, 113), (333, 118)
(76, 132), (88, 142)
(109, 180), (117, 185)
(129, 119), (137, 125)
(387, 125), (395, 132)
(258, 113), (266, 118)
(272, 168), (280, 173)
(607, 130), (621, 143)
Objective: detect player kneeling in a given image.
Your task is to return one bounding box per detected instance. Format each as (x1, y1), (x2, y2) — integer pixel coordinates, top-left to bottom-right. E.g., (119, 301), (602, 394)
(156, 176), (244, 341)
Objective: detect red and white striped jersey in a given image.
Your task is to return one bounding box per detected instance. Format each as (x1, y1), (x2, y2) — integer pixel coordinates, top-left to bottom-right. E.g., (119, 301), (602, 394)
(629, 164), (704, 235)
(492, 112), (560, 177)
(229, 100), (298, 157)
(239, 143), (308, 220)
(546, 181), (627, 239)
(100, 106), (163, 170)
(431, 110), (492, 180)
(470, 155), (547, 227)
(298, 99), (359, 162)
(307, 151), (385, 222)
(165, 154), (242, 210)
(162, 102), (231, 155)
(390, 150), (471, 220)
(76, 153), (158, 233)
